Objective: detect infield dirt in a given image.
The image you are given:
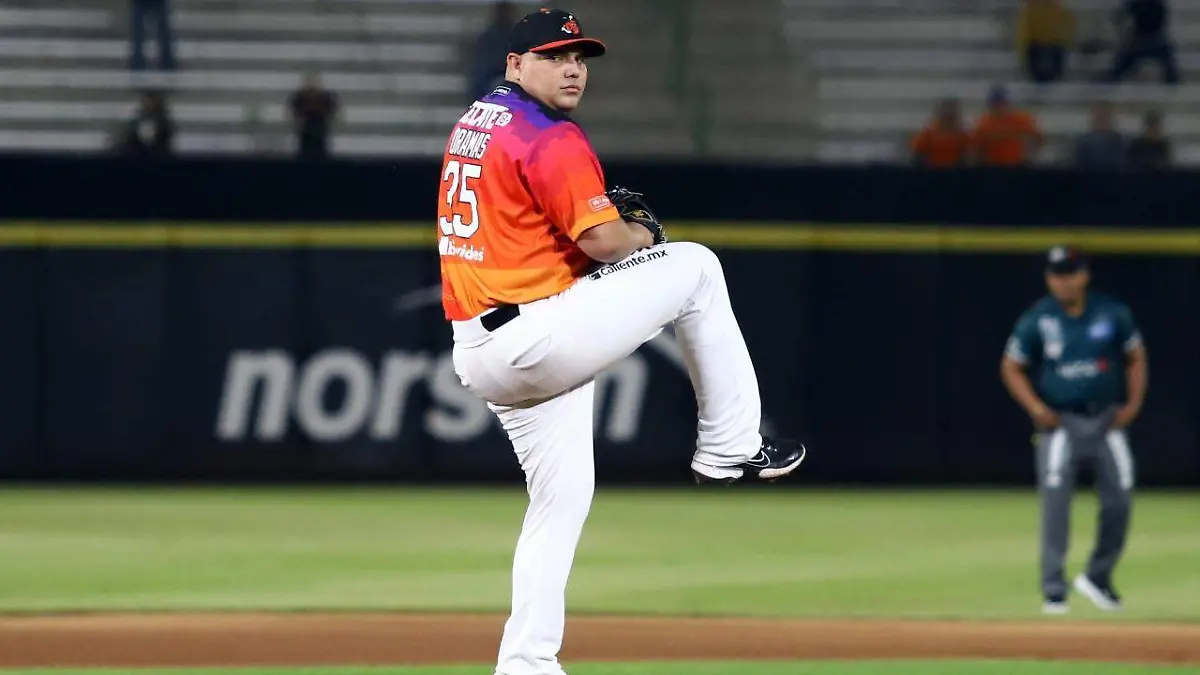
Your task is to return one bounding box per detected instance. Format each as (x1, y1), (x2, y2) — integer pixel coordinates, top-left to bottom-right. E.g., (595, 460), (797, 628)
(1, 613), (1199, 668)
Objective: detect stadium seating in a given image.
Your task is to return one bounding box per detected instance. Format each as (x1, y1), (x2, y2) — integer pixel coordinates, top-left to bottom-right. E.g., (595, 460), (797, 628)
(0, 0), (710, 158)
(788, 0), (1200, 165)
(3, 0), (1198, 164)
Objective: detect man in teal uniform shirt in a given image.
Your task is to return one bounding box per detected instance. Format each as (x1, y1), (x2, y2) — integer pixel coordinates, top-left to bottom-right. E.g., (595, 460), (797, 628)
(1000, 245), (1149, 614)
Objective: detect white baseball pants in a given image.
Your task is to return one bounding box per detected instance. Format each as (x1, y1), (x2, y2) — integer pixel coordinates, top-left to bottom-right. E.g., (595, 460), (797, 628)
(449, 242), (763, 675)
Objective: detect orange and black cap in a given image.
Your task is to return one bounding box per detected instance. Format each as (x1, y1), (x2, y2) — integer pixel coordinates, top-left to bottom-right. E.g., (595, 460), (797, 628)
(509, 8), (606, 58)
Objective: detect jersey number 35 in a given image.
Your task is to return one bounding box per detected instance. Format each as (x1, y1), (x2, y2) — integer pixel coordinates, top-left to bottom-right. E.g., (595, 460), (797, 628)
(438, 160), (482, 239)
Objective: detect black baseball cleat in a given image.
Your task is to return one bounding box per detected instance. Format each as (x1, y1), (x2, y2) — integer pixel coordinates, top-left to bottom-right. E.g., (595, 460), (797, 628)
(691, 436), (807, 485)
(1041, 592), (1069, 615)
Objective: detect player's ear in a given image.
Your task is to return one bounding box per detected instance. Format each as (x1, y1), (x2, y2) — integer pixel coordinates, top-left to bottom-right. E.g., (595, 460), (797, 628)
(506, 52), (523, 79)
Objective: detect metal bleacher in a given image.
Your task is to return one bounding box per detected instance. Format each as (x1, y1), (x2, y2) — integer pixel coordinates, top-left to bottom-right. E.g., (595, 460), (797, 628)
(0, 0), (711, 159)
(789, 0), (1200, 165)
(0, 1), (474, 155)
(4, 0), (1197, 165)
(0, 0), (810, 161)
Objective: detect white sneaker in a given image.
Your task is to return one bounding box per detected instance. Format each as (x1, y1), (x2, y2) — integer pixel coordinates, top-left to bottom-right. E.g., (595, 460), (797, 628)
(1073, 573), (1122, 611)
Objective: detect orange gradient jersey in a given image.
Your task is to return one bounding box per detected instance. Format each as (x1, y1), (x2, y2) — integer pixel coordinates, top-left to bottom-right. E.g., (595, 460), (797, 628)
(437, 82), (621, 321)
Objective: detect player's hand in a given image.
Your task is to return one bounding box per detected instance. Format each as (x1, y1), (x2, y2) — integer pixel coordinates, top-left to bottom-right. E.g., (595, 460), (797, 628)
(636, 223), (655, 250)
(1111, 404), (1139, 430)
(1030, 404), (1060, 430)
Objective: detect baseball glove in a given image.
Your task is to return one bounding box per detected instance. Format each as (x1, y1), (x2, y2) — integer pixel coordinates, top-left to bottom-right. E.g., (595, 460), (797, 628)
(607, 185), (667, 246)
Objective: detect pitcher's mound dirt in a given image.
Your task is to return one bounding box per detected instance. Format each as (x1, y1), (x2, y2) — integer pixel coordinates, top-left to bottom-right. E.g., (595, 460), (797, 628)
(1, 613), (1198, 668)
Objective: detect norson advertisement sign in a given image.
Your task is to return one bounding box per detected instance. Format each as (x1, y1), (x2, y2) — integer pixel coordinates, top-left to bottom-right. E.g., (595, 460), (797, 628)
(0, 237), (703, 483)
(0, 223), (1196, 485)
(214, 340), (663, 445)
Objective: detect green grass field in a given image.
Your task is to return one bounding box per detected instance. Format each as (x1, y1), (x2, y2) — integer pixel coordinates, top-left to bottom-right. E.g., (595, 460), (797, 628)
(1, 486), (1197, 620)
(1, 486), (1198, 675)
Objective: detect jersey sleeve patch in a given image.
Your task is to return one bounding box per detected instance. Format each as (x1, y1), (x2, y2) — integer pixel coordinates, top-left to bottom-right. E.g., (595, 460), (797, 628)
(588, 194), (613, 212)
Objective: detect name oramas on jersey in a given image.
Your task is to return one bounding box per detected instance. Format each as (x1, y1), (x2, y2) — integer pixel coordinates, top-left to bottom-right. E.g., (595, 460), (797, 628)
(447, 128), (492, 161)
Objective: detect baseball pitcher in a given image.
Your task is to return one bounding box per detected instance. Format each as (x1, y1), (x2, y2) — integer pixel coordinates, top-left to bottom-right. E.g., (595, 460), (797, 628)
(436, 8), (807, 675)
(1000, 245), (1148, 615)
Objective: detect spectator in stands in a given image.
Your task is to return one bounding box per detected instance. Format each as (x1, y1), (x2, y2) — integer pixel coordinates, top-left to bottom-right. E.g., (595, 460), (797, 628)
(289, 73), (340, 160)
(1104, 0), (1179, 83)
(1126, 110), (1173, 168)
(129, 0), (176, 71)
(1074, 101), (1126, 169)
(910, 98), (972, 167)
(468, 1), (517, 101)
(117, 90), (174, 158)
(970, 85), (1044, 167)
(1016, 0), (1075, 84)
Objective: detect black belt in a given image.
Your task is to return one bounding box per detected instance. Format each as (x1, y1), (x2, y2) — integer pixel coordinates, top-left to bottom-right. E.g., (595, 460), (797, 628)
(480, 304), (520, 332)
(1054, 402), (1111, 417)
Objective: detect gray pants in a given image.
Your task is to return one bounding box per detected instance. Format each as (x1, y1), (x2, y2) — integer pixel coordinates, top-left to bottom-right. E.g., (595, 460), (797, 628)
(1036, 408), (1135, 598)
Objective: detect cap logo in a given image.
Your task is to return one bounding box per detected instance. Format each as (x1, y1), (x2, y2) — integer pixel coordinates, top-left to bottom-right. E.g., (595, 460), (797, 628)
(562, 17), (580, 34)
